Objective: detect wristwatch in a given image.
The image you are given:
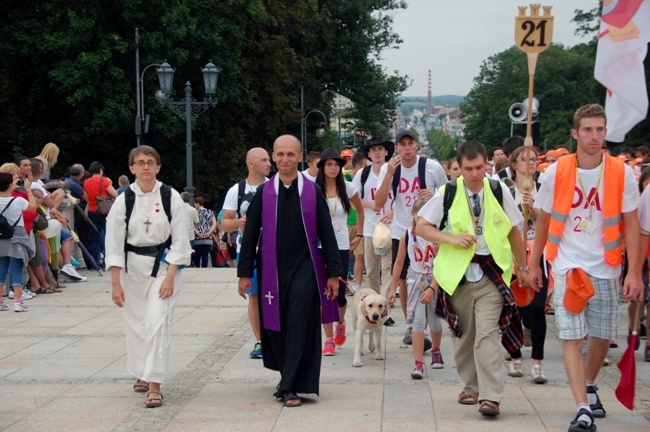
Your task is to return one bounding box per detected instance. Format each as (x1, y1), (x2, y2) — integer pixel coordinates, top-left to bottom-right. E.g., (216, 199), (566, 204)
(517, 266), (529, 271)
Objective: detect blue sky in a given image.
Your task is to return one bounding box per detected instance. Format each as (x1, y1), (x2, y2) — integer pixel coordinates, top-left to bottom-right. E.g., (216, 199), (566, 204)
(379, 0), (597, 96)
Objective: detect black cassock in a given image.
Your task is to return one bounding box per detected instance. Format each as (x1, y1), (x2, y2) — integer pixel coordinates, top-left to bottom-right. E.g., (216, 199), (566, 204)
(238, 178), (342, 397)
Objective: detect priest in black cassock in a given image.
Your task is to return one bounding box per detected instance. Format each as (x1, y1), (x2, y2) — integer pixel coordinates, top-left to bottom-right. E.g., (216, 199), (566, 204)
(238, 135), (343, 407)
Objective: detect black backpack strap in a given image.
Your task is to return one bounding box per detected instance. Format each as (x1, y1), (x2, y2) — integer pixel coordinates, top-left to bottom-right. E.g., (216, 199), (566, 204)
(391, 165), (401, 208)
(487, 178), (503, 208)
(123, 188), (136, 273)
(498, 169), (508, 179)
(438, 181), (457, 232)
(236, 179), (246, 218)
(418, 156), (427, 190)
(160, 184), (172, 223)
(0, 197), (17, 218)
(360, 166), (371, 199)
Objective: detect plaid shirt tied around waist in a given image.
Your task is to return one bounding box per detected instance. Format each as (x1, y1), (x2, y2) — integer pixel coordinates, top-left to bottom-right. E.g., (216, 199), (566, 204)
(435, 254), (524, 353)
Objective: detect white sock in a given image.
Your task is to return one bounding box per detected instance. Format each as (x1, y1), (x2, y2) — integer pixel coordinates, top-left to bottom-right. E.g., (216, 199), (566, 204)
(576, 404), (592, 425)
(587, 391), (598, 406)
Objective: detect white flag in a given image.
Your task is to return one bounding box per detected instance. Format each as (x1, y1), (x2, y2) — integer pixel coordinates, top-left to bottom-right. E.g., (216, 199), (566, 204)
(595, 0), (650, 142)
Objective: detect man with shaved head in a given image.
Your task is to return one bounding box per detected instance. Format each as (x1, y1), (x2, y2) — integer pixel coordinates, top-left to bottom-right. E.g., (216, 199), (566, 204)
(238, 135), (342, 407)
(223, 147), (272, 359)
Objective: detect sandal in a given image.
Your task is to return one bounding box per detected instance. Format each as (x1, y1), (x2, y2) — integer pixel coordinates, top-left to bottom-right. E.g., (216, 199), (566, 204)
(283, 395), (302, 407)
(458, 391), (478, 405)
(479, 400), (500, 416)
(545, 304), (555, 315)
(35, 287), (54, 294)
(133, 379), (149, 393)
(145, 391), (163, 408)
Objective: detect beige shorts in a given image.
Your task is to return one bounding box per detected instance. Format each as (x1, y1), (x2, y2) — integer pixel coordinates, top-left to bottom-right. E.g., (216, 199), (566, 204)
(348, 225), (364, 256)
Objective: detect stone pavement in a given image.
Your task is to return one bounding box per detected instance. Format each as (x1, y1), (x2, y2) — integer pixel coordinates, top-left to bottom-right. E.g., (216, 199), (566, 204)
(0, 268), (649, 432)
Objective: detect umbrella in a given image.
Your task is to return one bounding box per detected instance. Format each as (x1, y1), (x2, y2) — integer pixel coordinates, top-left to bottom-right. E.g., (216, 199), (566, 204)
(77, 240), (103, 276)
(615, 301), (643, 410)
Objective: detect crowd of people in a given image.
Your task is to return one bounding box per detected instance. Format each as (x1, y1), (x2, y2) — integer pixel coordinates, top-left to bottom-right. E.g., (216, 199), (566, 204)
(4, 103), (649, 431)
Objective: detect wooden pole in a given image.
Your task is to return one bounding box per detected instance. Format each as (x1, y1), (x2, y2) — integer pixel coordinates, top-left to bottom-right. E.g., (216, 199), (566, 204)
(515, 4), (554, 241)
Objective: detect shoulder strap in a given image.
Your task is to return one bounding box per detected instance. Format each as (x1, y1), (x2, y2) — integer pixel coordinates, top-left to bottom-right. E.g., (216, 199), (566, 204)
(439, 181), (457, 232)
(498, 169), (508, 179)
(236, 179), (246, 218)
(487, 178), (503, 208)
(123, 188), (135, 273)
(391, 165), (401, 207)
(418, 156), (427, 190)
(0, 197), (17, 217)
(360, 166), (371, 199)
(160, 184), (172, 223)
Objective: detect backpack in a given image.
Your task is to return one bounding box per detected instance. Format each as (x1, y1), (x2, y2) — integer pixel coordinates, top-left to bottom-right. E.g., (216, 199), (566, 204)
(391, 157), (427, 206)
(359, 166), (372, 199)
(123, 184), (173, 275)
(0, 198), (20, 240)
(236, 179), (246, 218)
(438, 178), (503, 232)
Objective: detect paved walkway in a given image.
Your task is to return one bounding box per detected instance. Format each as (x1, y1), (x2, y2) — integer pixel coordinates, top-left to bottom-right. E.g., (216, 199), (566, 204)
(1, 268), (649, 431)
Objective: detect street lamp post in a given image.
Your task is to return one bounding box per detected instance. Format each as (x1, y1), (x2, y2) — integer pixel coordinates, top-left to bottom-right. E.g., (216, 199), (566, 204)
(154, 61), (220, 202)
(299, 86), (327, 170)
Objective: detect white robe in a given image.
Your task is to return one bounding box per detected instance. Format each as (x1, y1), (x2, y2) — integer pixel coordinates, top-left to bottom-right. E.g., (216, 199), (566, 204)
(105, 181), (191, 383)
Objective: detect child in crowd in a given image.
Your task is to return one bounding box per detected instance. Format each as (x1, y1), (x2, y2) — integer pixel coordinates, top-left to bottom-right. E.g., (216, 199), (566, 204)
(389, 197), (444, 379)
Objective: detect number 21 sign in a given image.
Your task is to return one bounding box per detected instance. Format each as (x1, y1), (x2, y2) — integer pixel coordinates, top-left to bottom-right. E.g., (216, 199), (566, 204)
(515, 4), (554, 54)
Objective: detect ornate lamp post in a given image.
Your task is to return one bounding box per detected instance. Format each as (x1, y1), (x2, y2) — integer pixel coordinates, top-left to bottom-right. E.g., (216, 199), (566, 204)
(154, 60), (220, 201)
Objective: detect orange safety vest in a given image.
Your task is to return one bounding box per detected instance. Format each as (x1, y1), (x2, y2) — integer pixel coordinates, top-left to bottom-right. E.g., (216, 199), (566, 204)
(546, 154), (625, 266)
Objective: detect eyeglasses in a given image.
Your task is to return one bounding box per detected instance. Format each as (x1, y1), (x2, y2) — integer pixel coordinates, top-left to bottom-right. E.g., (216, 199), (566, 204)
(470, 194), (480, 217)
(132, 160), (157, 167)
(517, 158), (539, 163)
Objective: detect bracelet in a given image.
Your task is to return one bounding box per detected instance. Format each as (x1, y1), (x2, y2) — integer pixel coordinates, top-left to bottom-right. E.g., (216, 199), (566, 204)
(517, 266), (529, 271)
(356, 234), (363, 238)
(427, 286), (435, 291)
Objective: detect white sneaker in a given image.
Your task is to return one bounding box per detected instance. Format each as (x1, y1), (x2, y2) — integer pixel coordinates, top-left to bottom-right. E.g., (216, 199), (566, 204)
(8, 291), (15, 299)
(507, 359), (524, 377)
(61, 264), (87, 282)
(0, 298), (9, 311)
(531, 364), (547, 384)
(24, 289), (36, 298)
(14, 299), (29, 312)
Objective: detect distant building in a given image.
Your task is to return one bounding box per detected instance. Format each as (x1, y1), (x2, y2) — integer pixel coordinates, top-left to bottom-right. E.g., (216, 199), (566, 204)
(333, 94), (354, 111)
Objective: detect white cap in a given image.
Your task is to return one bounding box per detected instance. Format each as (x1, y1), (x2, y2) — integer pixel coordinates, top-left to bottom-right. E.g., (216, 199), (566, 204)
(372, 222), (392, 256)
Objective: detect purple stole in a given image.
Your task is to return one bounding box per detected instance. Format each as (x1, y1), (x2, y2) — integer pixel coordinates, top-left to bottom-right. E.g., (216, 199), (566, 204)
(261, 173), (340, 332)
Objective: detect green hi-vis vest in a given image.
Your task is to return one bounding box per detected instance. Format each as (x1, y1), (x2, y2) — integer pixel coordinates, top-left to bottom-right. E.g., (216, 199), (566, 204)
(433, 177), (513, 295)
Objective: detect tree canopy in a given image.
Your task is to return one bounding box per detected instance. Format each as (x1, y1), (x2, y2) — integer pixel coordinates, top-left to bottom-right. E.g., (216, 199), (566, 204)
(0, 0), (408, 205)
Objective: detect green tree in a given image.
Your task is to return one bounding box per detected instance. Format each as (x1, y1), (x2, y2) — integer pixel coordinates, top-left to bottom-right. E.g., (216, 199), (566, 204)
(427, 128), (456, 160)
(0, 0), (408, 204)
(460, 44), (602, 153)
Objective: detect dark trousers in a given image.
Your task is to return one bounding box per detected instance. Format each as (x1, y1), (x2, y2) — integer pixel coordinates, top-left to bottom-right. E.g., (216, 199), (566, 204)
(193, 244), (211, 268)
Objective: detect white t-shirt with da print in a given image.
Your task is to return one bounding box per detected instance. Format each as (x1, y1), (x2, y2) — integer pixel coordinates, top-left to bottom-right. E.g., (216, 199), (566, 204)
(324, 181), (358, 250)
(352, 165), (392, 237)
(376, 156), (448, 239)
(534, 160), (638, 280)
(222, 179), (268, 253)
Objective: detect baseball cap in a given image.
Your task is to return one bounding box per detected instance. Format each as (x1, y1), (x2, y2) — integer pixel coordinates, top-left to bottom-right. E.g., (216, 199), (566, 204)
(563, 268), (594, 314)
(395, 129), (417, 143)
(372, 222), (392, 256)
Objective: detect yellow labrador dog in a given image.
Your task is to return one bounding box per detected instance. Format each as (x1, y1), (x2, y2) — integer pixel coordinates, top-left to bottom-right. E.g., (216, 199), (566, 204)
(351, 288), (388, 367)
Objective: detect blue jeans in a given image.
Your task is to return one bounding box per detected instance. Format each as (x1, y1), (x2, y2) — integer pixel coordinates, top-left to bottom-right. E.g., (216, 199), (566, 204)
(0, 256), (24, 288)
(88, 211), (107, 264)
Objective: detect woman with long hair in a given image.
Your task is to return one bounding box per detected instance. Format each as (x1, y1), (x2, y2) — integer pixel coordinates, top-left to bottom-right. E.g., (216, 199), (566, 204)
(315, 148), (364, 356)
(504, 145), (548, 384)
(35, 142), (60, 180)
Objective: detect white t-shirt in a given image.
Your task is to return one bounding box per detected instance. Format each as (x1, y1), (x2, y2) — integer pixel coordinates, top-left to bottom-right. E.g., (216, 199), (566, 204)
(352, 164), (392, 237)
(406, 230), (435, 277)
(31, 180), (50, 218)
(222, 179), (268, 253)
(301, 169), (316, 182)
(0, 196), (29, 227)
(324, 181), (358, 250)
(534, 160), (638, 279)
(376, 156), (448, 239)
(638, 185), (650, 233)
(418, 181), (523, 282)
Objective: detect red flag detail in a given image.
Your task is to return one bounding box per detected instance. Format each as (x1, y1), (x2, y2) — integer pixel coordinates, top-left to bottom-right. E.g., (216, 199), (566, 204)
(615, 332), (638, 410)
